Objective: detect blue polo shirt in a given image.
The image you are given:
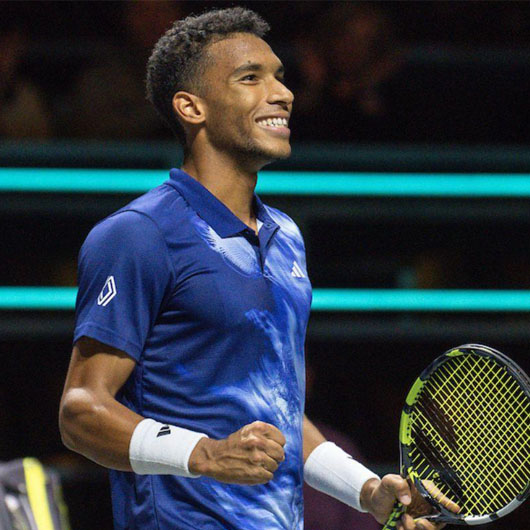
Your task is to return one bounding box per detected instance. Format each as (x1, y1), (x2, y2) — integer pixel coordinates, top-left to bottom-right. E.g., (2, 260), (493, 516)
(74, 169), (312, 530)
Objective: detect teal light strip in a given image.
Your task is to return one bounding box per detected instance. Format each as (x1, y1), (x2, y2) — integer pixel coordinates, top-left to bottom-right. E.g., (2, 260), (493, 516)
(3, 168), (530, 196)
(257, 173), (530, 197)
(311, 289), (530, 312)
(2, 287), (530, 312)
(0, 287), (78, 310)
(0, 168), (165, 193)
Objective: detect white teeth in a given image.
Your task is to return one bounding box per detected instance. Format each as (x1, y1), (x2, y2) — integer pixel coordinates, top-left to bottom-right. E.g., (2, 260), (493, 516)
(257, 117), (289, 128)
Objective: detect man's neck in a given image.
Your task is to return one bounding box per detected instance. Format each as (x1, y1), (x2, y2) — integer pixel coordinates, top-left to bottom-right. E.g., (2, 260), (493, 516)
(181, 150), (262, 232)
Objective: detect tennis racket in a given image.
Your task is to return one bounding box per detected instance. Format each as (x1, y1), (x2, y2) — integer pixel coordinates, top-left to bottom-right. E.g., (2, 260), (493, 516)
(382, 344), (530, 528)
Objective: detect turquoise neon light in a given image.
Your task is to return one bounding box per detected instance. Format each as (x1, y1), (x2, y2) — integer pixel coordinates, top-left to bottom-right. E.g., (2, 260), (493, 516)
(3, 168), (530, 196)
(311, 289), (530, 311)
(2, 287), (530, 311)
(0, 287), (77, 310)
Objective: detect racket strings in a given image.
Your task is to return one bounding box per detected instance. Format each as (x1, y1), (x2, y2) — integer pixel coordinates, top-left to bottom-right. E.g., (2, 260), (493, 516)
(412, 406), (467, 503)
(418, 386), (523, 508)
(435, 357), (530, 500)
(432, 359), (529, 489)
(411, 420), (464, 502)
(428, 357), (530, 512)
(409, 354), (530, 516)
(424, 356), (528, 510)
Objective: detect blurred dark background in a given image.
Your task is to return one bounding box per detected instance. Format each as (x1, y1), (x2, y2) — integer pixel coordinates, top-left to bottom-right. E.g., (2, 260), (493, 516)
(1, 1), (530, 528)
(2, 0), (530, 143)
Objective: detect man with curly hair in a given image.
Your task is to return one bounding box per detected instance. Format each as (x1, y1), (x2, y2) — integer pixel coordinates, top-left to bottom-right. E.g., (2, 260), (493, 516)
(60, 7), (443, 530)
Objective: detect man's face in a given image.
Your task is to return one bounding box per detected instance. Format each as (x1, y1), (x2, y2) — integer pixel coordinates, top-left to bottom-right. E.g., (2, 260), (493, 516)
(199, 33), (294, 167)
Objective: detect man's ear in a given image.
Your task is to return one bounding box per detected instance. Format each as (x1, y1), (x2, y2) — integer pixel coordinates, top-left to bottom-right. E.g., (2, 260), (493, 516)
(172, 91), (206, 126)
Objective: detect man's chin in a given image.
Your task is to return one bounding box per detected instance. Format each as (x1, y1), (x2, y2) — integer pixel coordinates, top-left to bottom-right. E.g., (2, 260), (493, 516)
(236, 140), (292, 170)
(255, 142), (292, 162)
(275, 143), (292, 159)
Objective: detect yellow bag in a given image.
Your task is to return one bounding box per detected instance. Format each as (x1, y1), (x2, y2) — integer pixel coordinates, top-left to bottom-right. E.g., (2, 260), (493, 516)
(0, 458), (70, 530)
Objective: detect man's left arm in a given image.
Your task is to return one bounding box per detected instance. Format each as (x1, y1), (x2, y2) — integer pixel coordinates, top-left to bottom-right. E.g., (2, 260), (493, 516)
(302, 415), (444, 530)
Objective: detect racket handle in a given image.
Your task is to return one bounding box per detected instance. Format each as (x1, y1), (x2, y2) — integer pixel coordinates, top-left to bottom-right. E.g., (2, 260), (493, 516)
(381, 501), (405, 530)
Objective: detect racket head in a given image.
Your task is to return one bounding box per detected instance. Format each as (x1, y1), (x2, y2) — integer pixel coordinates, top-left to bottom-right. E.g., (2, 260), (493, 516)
(399, 344), (530, 525)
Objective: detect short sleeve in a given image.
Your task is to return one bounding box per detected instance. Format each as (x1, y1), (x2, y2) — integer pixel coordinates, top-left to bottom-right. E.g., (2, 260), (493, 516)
(73, 210), (173, 361)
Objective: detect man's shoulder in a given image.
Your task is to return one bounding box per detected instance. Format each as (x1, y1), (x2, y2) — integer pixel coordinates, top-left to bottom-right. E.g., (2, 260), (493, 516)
(82, 182), (189, 251)
(117, 181), (186, 222)
(94, 182), (187, 232)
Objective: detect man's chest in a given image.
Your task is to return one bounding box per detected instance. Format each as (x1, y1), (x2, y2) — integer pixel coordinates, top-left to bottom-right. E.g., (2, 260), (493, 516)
(163, 222), (312, 329)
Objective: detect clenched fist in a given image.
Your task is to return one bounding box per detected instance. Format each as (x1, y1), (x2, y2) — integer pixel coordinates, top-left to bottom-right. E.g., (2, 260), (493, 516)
(188, 421), (286, 485)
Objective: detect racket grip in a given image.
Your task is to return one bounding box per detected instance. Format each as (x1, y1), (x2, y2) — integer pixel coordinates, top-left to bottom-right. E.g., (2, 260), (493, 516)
(381, 501), (405, 530)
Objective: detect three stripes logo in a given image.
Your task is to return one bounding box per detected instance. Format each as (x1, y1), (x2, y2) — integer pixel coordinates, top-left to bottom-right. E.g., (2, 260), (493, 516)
(291, 261), (306, 278)
(157, 425), (171, 438)
(97, 275), (117, 306)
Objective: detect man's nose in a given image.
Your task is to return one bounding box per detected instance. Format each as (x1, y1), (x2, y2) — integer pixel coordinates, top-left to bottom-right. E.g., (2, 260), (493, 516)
(268, 78), (294, 107)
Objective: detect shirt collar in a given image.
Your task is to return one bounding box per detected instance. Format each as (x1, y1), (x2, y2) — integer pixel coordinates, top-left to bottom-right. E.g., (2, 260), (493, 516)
(167, 168), (277, 238)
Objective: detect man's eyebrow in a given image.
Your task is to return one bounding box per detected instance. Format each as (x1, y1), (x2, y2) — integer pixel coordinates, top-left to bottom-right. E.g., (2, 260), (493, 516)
(231, 63), (285, 76)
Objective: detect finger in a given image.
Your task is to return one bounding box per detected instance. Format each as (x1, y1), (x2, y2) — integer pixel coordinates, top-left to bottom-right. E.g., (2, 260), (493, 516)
(249, 464), (274, 485)
(412, 517), (445, 530)
(381, 474), (412, 506)
(263, 438), (285, 463)
(222, 464), (274, 485)
(401, 513), (438, 530)
(413, 514), (436, 530)
(255, 421), (286, 446)
(259, 453), (280, 474)
(248, 444), (280, 473)
(400, 513), (416, 530)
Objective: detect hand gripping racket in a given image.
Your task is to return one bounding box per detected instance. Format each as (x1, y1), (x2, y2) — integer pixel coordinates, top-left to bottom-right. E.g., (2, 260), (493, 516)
(382, 344), (530, 528)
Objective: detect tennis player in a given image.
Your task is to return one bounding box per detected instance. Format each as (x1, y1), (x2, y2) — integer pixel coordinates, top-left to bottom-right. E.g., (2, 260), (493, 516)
(59, 8), (444, 530)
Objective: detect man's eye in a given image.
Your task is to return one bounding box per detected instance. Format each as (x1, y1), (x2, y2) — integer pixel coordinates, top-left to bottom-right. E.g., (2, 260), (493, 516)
(242, 74), (257, 81)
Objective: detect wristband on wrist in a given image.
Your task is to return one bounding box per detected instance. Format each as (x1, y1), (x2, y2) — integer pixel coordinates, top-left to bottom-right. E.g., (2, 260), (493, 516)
(303, 441), (380, 512)
(129, 418), (208, 477)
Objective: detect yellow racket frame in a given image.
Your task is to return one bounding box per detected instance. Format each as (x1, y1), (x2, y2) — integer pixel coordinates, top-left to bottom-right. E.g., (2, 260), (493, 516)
(383, 344), (530, 528)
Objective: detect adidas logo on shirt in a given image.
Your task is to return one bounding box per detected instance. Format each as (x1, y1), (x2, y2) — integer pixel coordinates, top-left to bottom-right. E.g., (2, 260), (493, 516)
(291, 261), (306, 278)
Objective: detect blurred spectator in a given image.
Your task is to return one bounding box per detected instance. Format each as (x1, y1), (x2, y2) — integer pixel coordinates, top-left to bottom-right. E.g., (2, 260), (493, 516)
(65, 1), (186, 139)
(303, 359), (380, 530)
(0, 21), (52, 139)
(291, 2), (403, 142)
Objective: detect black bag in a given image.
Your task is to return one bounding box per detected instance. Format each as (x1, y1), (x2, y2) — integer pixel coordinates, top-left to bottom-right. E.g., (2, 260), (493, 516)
(0, 458), (70, 530)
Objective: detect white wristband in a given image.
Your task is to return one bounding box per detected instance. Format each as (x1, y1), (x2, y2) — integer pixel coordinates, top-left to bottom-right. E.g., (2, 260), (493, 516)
(129, 418), (208, 477)
(304, 441), (380, 512)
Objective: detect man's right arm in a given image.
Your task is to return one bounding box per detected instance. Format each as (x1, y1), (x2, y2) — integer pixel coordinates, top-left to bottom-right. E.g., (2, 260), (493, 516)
(59, 336), (286, 483)
(59, 336), (142, 471)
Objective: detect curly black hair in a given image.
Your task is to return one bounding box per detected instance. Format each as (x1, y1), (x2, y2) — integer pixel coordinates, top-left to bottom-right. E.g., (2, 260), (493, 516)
(146, 7), (270, 145)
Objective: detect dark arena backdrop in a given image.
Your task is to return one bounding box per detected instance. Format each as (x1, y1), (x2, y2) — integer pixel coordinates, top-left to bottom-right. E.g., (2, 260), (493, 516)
(1, 1), (530, 528)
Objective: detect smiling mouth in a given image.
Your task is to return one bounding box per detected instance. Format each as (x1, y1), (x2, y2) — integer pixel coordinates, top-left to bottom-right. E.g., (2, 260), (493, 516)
(256, 117), (289, 129)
